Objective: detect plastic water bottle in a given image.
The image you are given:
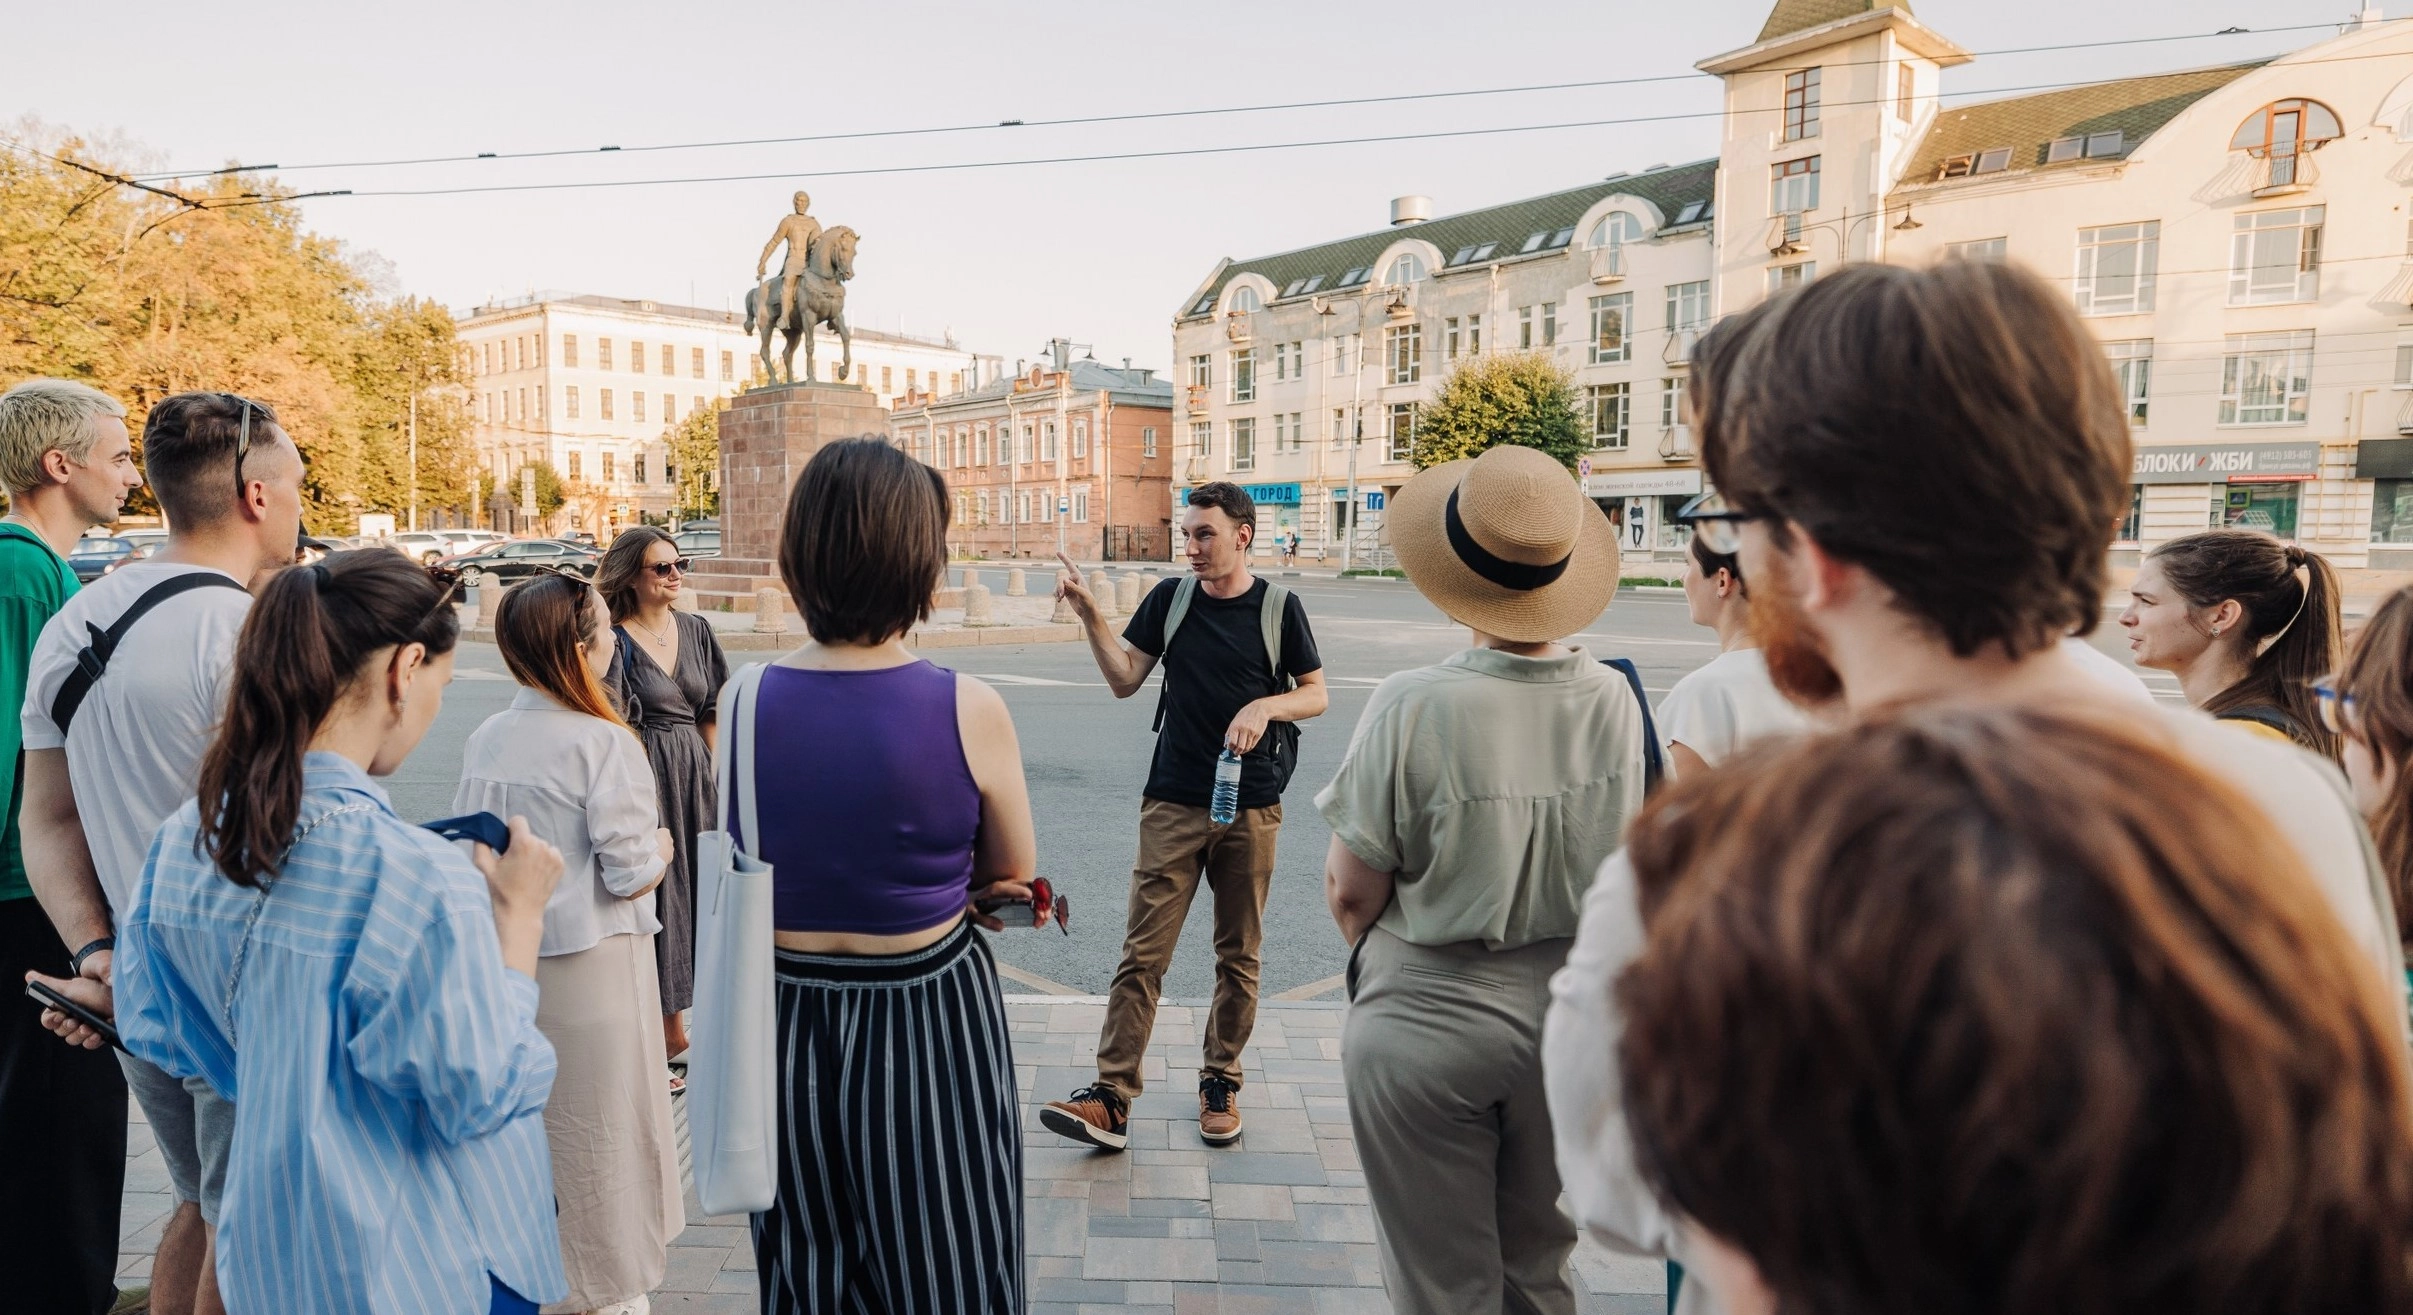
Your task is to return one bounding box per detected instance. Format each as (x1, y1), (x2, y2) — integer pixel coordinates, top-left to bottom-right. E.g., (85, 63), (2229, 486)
(1210, 748), (1243, 825)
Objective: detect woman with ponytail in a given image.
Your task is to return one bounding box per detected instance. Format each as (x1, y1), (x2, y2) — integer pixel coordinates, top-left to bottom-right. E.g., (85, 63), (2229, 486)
(2120, 529), (2339, 756)
(112, 550), (569, 1315)
(454, 570), (681, 1315)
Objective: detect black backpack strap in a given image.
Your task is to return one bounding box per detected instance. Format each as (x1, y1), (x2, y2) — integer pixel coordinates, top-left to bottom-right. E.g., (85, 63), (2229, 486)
(49, 573), (249, 736)
(2216, 704), (2307, 743)
(1600, 657), (1664, 797)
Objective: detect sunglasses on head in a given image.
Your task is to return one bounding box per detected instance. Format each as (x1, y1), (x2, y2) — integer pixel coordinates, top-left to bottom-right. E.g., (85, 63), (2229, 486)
(647, 557), (694, 578)
(220, 393), (263, 503)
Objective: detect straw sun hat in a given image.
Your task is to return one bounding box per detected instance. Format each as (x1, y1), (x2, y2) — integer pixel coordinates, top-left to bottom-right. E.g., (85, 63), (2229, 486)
(1385, 444), (1618, 643)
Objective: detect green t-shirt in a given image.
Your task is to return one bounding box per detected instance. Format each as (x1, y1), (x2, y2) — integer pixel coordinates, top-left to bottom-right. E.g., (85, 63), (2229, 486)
(0, 521), (78, 901)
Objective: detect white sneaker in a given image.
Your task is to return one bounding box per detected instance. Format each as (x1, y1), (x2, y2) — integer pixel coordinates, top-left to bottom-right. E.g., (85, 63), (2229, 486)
(592, 1298), (650, 1315)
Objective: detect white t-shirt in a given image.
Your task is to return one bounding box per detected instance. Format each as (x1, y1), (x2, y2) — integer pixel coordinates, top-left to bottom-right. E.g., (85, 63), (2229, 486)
(20, 562), (251, 916)
(1655, 648), (1810, 774)
(2059, 635), (2157, 705)
(1541, 702), (2410, 1311)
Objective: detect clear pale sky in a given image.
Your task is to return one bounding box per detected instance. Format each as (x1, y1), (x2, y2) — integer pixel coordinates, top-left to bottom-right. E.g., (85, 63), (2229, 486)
(8, 1), (2360, 372)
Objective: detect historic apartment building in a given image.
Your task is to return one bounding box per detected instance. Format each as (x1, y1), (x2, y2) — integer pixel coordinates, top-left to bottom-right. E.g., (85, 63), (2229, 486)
(889, 340), (1176, 560)
(1172, 1), (2413, 570)
(457, 292), (1000, 532)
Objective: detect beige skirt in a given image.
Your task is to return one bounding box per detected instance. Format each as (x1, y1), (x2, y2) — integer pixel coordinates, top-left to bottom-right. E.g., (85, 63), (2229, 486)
(535, 931), (685, 1312)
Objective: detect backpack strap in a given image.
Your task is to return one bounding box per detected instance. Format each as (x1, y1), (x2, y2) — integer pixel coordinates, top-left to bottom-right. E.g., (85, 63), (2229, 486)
(2215, 704), (2309, 744)
(1599, 657), (1665, 796)
(1259, 582), (1293, 691)
(714, 662), (768, 854)
(1151, 576), (1200, 734)
(49, 572), (249, 736)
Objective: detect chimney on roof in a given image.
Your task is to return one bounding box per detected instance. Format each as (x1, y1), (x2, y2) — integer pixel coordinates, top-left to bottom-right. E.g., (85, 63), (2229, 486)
(1390, 195), (1432, 226)
(1049, 338), (1073, 371)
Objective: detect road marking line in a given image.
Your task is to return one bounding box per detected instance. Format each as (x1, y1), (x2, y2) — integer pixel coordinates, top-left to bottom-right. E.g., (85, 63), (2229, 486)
(1271, 973), (1348, 1002)
(454, 668), (512, 680)
(993, 961), (1087, 996)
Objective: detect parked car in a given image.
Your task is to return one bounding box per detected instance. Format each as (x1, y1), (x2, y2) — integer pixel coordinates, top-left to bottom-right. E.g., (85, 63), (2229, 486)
(436, 529), (506, 554)
(390, 531), (454, 564)
(672, 528), (721, 558)
(67, 537), (135, 582)
(109, 528), (170, 554)
(436, 538), (600, 586)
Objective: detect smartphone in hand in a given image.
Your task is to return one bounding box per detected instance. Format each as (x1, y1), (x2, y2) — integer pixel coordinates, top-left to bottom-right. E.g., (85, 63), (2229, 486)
(25, 978), (127, 1053)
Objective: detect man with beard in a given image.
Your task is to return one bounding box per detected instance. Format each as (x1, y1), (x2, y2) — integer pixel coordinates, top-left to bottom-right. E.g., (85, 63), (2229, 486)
(1539, 260), (2409, 1315)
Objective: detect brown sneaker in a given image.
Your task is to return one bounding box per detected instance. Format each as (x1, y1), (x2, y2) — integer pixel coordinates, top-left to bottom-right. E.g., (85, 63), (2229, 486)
(1199, 1075), (1242, 1145)
(1040, 1084), (1129, 1151)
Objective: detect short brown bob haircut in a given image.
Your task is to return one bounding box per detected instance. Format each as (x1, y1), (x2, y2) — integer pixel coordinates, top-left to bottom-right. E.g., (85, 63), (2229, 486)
(1616, 707), (2413, 1314)
(1693, 260), (2132, 658)
(779, 435), (949, 645)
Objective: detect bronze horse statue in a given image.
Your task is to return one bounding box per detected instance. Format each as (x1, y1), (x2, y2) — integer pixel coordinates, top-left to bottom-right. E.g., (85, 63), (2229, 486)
(744, 225), (857, 386)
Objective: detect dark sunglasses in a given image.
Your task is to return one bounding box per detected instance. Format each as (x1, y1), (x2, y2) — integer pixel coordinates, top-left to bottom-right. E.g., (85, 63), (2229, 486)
(647, 557), (695, 578)
(220, 393), (262, 504)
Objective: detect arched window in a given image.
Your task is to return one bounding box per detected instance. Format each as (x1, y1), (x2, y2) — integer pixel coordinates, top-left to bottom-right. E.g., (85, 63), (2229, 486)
(2230, 99), (2342, 187)
(1589, 211), (1647, 249)
(1383, 253), (1426, 285)
(1229, 285), (1262, 313)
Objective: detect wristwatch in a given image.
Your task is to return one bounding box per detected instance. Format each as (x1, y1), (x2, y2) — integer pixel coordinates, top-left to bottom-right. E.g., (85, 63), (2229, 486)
(68, 935), (114, 978)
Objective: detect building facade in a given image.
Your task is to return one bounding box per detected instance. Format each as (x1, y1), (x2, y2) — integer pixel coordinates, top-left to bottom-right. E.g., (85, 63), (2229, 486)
(889, 341), (1176, 560)
(1173, 1), (2413, 570)
(458, 292), (1000, 533)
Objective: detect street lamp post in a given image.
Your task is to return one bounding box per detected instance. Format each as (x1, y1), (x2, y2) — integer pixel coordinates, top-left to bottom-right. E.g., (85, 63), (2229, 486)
(1322, 293), (1376, 572)
(406, 385), (419, 532)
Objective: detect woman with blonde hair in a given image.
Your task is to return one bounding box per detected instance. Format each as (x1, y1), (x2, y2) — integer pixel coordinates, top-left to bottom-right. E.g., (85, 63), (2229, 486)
(455, 570), (681, 1314)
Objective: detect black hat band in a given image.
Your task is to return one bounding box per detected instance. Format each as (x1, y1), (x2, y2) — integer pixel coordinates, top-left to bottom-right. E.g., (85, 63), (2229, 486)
(1446, 485), (1571, 592)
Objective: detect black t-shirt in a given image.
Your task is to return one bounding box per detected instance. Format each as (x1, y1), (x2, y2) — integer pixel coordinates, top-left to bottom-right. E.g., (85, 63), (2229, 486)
(1123, 576), (1322, 809)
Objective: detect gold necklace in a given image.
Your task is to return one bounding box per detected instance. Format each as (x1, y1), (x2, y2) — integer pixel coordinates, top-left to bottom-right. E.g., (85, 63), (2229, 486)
(631, 612), (676, 646)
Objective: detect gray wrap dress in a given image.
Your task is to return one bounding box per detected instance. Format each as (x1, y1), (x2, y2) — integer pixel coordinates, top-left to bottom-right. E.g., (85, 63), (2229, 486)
(610, 610), (729, 1014)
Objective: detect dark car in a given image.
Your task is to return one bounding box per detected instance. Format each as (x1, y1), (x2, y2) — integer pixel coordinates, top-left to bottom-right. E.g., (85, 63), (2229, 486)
(437, 538), (599, 586)
(67, 537), (135, 582)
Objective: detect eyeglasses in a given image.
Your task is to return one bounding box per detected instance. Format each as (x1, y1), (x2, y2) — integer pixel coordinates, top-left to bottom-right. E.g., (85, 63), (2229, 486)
(1673, 490), (1767, 556)
(2313, 681), (2360, 736)
(646, 557), (695, 579)
(219, 393), (262, 504)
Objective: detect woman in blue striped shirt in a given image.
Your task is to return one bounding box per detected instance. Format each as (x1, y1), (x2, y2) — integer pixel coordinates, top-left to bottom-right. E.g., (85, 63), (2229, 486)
(116, 550), (569, 1314)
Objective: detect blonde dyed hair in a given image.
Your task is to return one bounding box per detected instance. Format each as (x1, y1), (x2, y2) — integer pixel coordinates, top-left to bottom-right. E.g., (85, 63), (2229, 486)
(0, 379), (126, 496)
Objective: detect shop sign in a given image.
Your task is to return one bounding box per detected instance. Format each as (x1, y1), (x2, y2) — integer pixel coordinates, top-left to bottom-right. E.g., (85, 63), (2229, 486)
(1584, 468), (1704, 498)
(1239, 482), (1301, 505)
(2132, 442), (2319, 484)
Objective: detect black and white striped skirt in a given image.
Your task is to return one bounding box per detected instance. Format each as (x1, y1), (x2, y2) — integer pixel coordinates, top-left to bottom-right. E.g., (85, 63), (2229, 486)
(751, 920), (1024, 1314)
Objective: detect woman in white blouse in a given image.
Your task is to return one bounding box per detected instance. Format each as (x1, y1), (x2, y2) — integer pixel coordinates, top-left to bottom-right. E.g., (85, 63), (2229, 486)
(454, 571), (679, 1315)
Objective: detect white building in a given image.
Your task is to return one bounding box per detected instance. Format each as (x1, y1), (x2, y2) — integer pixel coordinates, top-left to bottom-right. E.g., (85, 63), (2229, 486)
(458, 292), (1000, 532)
(1172, 1), (2413, 570)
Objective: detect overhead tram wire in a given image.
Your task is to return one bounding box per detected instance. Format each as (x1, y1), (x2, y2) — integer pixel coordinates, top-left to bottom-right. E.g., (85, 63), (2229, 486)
(298, 47), (2413, 202)
(130, 20), (2352, 182)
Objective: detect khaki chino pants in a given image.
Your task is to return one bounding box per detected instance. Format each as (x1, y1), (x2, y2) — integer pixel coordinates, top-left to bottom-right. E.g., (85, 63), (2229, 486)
(1095, 797), (1281, 1102)
(1345, 926), (1578, 1315)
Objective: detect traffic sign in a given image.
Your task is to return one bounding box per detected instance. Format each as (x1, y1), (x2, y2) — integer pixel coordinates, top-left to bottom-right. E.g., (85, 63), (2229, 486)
(1577, 457), (1593, 477)
(1364, 491), (1386, 511)
(1057, 497), (1070, 514)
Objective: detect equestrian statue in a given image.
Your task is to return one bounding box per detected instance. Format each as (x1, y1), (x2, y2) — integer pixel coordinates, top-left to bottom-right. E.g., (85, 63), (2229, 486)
(746, 193), (858, 386)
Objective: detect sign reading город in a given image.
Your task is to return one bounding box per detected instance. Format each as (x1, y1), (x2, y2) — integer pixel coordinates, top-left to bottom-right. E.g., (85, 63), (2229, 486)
(2131, 442), (2320, 484)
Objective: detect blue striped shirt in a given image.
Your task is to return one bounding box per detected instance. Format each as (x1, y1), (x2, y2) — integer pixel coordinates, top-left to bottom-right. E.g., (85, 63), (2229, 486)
(118, 753), (566, 1314)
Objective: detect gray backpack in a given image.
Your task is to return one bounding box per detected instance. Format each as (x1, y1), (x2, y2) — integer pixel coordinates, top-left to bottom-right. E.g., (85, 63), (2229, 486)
(1152, 576), (1302, 791)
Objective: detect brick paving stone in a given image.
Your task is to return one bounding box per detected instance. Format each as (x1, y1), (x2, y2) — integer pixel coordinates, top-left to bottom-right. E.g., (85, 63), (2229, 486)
(111, 998), (1667, 1310)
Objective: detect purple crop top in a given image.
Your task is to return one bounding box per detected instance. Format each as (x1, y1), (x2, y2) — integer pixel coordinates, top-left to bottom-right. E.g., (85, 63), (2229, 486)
(743, 662), (982, 934)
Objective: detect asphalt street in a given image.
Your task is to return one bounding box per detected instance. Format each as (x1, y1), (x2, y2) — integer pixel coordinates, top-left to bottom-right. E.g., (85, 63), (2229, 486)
(392, 577), (2175, 1007)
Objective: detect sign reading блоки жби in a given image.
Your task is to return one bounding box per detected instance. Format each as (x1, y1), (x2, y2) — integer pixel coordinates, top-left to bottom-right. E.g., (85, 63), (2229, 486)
(2131, 442), (2319, 484)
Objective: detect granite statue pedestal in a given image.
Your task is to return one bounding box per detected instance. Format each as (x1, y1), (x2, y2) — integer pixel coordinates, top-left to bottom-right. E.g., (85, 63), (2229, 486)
(688, 382), (888, 613)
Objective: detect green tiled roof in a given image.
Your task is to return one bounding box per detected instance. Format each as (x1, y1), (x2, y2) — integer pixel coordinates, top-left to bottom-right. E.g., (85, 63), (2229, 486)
(1182, 159), (1718, 320)
(1758, 0), (1899, 43)
(1896, 61), (2269, 191)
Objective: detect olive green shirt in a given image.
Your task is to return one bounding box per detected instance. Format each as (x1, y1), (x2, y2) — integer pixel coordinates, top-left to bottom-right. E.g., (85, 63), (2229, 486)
(1315, 647), (1645, 950)
(0, 521), (79, 902)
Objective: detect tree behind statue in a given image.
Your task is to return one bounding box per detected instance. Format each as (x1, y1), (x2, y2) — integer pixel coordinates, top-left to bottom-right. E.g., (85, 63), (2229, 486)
(1408, 351), (1587, 472)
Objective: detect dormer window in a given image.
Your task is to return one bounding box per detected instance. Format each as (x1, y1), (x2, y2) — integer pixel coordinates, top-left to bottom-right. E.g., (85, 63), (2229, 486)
(1229, 285), (1262, 313)
(1338, 266), (1371, 288)
(2231, 99), (2342, 190)
(1973, 147), (2012, 174)
(1676, 201), (1706, 225)
(1589, 211), (1647, 250)
(1383, 253), (1426, 285)
(1282, 279), (1306, 298)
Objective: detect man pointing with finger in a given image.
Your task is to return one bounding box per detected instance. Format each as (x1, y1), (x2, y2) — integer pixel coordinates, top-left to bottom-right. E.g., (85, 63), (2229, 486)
(1042, 482), (1328, 1150)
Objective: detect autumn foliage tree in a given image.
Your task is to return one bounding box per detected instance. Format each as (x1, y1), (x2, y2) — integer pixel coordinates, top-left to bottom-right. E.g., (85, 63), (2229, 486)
(1408, 351), (1587, 473)
(0, 120), (472, 532)
(664, 399), (722, 520)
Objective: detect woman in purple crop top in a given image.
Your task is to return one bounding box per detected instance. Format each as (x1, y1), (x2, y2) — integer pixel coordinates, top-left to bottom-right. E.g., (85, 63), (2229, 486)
(740, 437), (1045, 1315)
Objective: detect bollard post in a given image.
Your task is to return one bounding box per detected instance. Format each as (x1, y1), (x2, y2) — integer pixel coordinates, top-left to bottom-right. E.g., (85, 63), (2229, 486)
(753, 587), (787, 634)
(1088, 570), (1117, 619)
(1117, 573), (1144, 614)
(964, 580), (994, 627)
(1006, 567), (1027, 597)
(458, 584), (482, 632)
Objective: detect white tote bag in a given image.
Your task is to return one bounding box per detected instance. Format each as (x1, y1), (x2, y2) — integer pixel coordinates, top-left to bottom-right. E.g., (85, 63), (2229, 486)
(687, 661), (778, 1216)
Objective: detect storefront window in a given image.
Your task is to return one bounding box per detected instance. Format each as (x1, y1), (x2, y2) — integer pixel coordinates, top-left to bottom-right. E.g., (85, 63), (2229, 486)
(2120, 485), (2144, 542)
(2372, 479), (2413, 543)
(1656, 494), (1693, 551)
(2222, 482), (2299, 538)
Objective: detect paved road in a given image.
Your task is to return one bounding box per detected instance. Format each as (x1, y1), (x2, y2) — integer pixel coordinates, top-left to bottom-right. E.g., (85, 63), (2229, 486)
(395, 578), (2171, 1004)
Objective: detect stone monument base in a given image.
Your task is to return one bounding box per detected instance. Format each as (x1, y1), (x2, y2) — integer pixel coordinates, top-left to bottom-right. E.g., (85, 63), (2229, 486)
(689, 381), (888, 613)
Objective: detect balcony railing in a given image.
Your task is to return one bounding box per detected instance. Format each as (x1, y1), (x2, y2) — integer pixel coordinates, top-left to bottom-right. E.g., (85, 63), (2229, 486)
(1658, 425), (1694, 463)
(1662, 328), (1702, 368)
(1589, 245), (1628, 284)
(2250, 148), (2320, 198)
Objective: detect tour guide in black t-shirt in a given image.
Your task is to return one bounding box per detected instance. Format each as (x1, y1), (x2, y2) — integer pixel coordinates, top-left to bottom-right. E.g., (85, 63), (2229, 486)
(1041, 482), (1327, 1151)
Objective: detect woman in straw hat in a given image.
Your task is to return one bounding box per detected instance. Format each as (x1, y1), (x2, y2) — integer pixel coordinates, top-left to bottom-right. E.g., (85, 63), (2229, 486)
(1315, 444), (1645, 1315)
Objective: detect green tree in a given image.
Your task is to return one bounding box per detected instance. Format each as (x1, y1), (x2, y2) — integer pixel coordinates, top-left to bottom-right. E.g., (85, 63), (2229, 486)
(1408, 351), (1586, 472)
(514, 460), (567, 517)
(0, 120), (477, 532)
(666, 399), (722, 519)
